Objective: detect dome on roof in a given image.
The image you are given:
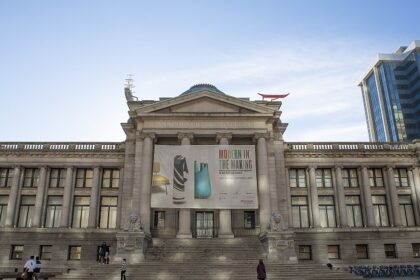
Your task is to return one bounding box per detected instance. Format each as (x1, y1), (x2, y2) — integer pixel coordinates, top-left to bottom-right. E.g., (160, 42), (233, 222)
(180, 83), (225, 96)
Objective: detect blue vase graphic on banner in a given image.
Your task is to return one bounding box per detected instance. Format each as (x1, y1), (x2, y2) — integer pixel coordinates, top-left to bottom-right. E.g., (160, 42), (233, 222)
(173, 155), (188, 203)
(194, 161), (211, 199)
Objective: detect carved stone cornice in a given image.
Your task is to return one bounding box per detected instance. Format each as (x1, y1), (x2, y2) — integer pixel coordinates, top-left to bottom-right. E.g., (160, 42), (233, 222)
(216, 132), (232, 144)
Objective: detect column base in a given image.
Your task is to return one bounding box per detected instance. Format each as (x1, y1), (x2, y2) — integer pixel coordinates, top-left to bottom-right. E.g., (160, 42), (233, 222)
(176, 233), (193, 238)
(218, 233), (234, 238)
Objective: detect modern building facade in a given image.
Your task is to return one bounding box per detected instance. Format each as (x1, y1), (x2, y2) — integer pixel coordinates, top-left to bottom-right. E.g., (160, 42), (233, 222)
(0, 84), (420, 269)
(359, 40), (420, 143)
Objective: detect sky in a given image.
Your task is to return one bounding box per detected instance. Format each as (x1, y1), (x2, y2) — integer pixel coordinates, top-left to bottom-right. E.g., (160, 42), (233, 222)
(0, 0), (419, 142)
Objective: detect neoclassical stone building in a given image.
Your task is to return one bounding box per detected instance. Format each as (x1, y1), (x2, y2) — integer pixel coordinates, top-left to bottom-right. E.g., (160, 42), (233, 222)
(0, 84), (419, 267)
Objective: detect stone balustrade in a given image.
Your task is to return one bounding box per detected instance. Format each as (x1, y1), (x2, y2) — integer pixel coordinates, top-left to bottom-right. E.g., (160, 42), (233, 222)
(286, 142), (412, 151)
(0, 142), (124, 152)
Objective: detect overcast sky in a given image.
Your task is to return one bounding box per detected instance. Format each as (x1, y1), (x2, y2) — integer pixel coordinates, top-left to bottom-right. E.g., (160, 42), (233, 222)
(0, 1), (419, 142)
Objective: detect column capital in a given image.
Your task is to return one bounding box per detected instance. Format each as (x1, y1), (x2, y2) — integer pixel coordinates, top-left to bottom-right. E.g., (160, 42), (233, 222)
(216, 132), (232, 144)
(307, 165), (317, 171)
(177, 132), (194, 143)
(136, 132), (156, 142)
(385, 165), (395, 171)
(358, 165), (369, 171)
(334, 165), (344, 170)
(253, 132), (270, 143)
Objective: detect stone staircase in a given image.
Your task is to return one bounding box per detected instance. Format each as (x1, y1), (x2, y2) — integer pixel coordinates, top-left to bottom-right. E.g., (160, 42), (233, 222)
(50, 237), (361, 280)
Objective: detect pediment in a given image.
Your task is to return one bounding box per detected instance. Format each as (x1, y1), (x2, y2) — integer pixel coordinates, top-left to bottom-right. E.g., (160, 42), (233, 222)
(155, 97), (253, 113)
(136, 91), (275, 115)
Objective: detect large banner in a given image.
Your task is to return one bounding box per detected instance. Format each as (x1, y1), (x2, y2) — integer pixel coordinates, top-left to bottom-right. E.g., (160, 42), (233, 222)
(151, 145), (258, 209)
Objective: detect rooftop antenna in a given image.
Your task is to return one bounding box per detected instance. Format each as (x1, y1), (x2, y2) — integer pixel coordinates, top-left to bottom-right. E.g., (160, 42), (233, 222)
(124, 74), (138, 101)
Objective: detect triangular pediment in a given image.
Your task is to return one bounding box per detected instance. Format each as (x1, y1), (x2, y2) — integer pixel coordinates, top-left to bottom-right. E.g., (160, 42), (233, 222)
(135, 91), (276, 115)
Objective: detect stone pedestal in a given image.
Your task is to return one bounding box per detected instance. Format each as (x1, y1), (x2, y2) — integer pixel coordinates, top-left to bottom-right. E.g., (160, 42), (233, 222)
(259, 231), (298, 264)
(116, 231), (152, 264)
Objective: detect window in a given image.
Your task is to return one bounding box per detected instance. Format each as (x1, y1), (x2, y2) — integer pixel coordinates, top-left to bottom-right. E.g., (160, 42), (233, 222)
(368, 168), (384, 187)
(291, 196), (310, 228)
(102, 169), (120, 188)
(23, 168), (39, 188)
(99, 196), (118, 229)
(394, 168), (409, 187)
(40, 245), (52, 260)
(0, 168), (14, 187)
(356, 244), (369, 259)
(72, 196), (90, 228)
(346, 196), (363, 227)
(343, 168), (358, 188)
(153, 211), (165, 229)
(328, 245), (340, 259)
(319, 196), (336, 228)
(45, 196), (63, 228)
(384, 244), (397, 258)
(399, 195), (415, 226)
(49, 168), (66, 188)
(10, 245), (23, 260)
(316, 169), (332, 188)
(298, 245), (312, 260)
(244, 211), (256, 229)
(17, 196), (35, 228)
(75, 168), (93, 188)
(372, 195), (389, 227)
(0, 195), (8, 227)
(68, 246), (81, 260)
(412, 243), (420, 258)
(289, 168), (307, 188)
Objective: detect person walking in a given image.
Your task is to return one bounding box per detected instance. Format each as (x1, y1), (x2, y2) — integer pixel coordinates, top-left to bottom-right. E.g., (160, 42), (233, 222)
(257, 259), (266, 280)
(120, 258), (127, 280)
(33, 256), (41, 280)
(23, 256), (35, 280)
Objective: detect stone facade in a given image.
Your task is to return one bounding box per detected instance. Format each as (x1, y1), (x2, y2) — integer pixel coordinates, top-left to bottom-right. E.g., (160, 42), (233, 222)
(0, 84), (419, 268)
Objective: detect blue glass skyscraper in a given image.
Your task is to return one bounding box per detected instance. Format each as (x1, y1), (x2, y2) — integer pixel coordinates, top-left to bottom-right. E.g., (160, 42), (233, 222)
(359, 41), (420, 142)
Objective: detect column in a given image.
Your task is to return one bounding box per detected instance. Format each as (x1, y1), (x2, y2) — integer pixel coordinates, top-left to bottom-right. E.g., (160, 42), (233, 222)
(88, 167), (101, 228)
(255, 133), (271, 232)
(409, 167), (420, 225)
(217, 133), (234, 238)
(132, 134), (144, 223)
(386, 166), (402, 226)
(361, 166), (375, 227)
(177, 133), (193, 238)
(32, 166), (47, 228)
(334, 166), (348, 227)
(140, 133), (155, 234)
(60, 167), (74, 228)
(5, 166), (21, 227)
(308, 166), (320, 228)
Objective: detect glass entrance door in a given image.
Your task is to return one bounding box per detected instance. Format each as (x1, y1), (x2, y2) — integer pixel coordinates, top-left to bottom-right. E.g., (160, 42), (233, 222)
(195, 211), (214, 238)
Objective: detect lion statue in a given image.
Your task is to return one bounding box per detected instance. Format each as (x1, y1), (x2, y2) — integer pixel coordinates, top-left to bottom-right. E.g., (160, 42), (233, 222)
(270, 211), (286, 232)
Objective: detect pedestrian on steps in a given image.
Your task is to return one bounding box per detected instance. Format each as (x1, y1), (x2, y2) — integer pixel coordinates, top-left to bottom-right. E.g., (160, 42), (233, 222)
(121, 258), (127, 280)
(257, 259), (266, 280)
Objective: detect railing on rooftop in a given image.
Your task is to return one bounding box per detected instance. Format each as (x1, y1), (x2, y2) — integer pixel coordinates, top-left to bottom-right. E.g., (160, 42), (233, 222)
(286, 142), (411, 151)
(0, 142), (124, 152)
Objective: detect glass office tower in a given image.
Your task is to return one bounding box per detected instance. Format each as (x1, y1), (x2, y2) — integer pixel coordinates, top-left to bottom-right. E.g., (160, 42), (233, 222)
(359, 41), (420, 142)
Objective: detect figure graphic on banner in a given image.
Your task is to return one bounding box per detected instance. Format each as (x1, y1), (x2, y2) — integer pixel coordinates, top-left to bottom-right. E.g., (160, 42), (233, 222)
(194, 161), (211, 199)
(173, 155), (189, 203)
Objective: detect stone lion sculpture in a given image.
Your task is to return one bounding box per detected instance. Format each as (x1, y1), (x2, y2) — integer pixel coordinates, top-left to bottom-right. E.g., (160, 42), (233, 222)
(127, 213), (142, 232)
(270, 211), (286, 232)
